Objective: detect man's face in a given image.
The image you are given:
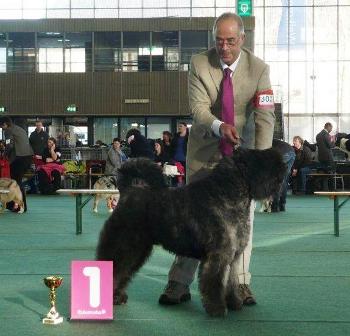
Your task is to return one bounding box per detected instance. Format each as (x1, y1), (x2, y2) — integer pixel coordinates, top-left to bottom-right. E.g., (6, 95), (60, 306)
(214, 18), (245, 65)
(35, 122), (43, 131)
(0, 123), (8, 130)
(326, 125), (333, 133)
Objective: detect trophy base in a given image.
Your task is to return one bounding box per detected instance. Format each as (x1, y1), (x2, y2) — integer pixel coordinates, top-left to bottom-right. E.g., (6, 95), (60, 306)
(42, 316), (64, 325)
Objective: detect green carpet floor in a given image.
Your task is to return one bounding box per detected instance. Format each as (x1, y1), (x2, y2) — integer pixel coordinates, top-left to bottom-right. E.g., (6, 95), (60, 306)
(0, 194), (349, 336)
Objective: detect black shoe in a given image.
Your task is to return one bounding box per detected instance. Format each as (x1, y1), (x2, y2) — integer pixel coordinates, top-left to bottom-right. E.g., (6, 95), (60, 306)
(159, 281), (191, 305)
(279, 204), (285, 212)
(238, 284), (257, 305)
(271, 207), (279, 213)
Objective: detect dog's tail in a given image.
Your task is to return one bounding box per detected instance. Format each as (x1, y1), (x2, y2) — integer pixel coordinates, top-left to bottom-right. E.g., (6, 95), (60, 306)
(117, 158), (167, 192)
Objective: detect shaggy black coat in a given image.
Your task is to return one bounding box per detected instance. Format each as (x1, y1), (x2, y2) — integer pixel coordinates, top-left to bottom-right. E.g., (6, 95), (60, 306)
(96, 148), (286, 317)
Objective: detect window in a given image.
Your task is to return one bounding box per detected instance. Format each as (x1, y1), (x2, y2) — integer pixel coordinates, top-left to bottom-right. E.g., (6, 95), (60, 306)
(7, 33), (36, 72)
(152, 31), (179, 71)
(147, 117), (171, 139)
(94, 32), (121, 72)
(65, 32), (92, 72)
(93, 118), (119, 145)
(37, 32), (64, 73)
(120, 117), (146, 139)
(123, 32), (150, 71)
(180, 31), (208, 71)
(0, 33), (6, 72)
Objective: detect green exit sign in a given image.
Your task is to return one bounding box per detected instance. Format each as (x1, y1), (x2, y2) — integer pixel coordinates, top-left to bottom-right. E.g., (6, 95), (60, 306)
(0, 106), (6, 113)
(66, 104), (77, 112)
(237, 0), (252, 17)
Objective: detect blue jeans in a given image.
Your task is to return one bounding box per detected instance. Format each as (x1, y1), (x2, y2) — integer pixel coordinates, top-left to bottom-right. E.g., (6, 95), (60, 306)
(299, 166), (312, 192)
(273, 151), (295, 208)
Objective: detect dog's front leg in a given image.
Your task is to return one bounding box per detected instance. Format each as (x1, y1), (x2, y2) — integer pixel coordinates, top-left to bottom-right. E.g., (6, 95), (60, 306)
(198, 253), (231, 317)
(225, 254), (244, 311)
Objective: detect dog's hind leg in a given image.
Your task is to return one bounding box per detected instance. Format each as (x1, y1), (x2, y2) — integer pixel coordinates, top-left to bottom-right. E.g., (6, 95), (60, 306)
(198, 251), (233, 317)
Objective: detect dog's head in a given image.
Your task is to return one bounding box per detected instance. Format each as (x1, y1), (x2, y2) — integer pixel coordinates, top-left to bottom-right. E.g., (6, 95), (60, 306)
(117, 158), (167, 192)
(231, 148), (286, 200)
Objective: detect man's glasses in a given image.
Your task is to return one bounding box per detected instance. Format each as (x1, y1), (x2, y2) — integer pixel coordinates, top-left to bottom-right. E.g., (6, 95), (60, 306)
(215, 37), (241, 47)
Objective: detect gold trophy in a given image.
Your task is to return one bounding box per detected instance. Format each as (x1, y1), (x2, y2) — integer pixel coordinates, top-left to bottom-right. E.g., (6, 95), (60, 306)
(42, 276), (64, 324)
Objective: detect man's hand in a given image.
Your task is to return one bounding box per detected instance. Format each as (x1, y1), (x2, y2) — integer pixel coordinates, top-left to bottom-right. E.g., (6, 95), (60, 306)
(219, 123), (240, 145)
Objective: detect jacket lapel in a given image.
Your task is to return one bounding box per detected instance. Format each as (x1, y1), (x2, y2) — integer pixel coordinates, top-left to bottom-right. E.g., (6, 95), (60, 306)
(208, 49), (223, 92)
(232, 50), (248, 97)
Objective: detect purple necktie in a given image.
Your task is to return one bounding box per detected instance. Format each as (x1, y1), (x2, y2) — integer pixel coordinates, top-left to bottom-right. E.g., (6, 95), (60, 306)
(219, 67), (234, 157)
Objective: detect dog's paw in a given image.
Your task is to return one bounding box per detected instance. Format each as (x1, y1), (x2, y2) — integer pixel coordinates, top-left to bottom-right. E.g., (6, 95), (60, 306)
(204, 303), (228, 318)
(93, 208), (98, 213)
(113, 292), (128, 305)
(17, 207), (25, 214)
(108, 208), (113, 213)
(226, 297), (243, 311)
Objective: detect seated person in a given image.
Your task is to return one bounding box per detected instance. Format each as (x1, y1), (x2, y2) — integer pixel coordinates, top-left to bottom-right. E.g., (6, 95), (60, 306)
(154, 140), (171, 167)
(0, 140), (11, 178)
(37, 137), (65, 194)
(292, 136), (313, 194)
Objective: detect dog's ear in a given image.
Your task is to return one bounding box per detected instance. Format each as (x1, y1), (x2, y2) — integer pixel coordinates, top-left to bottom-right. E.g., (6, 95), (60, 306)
(233, 148), (286, 200)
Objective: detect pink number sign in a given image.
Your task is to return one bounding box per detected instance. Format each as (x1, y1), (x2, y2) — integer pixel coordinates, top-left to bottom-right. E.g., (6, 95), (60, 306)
(71, 260), (113, 320)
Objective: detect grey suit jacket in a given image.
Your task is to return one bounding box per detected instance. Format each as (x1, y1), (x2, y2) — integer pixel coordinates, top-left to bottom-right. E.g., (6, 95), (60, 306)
(316, 129), (334, 162)
(186, 47), (275, 182)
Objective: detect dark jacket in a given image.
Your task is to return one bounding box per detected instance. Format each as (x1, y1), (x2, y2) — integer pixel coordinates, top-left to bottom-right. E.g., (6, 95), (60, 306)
(29, 129), (49, 155)
(129, 133), (154, 160)
(293, 145), (313, 170)
(316, 129), (334, 162)
(171, 131), (189, 162)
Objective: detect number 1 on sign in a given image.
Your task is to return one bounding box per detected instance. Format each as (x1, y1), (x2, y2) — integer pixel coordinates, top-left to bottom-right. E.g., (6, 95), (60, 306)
(83, 266), (101, 308)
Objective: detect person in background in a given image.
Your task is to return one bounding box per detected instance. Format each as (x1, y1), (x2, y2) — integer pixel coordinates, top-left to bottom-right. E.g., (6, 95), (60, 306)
(316, 122), (335, 172)
(291, 136), (313, 194)
(29, 120), (49, 159)
(154, 140), (171, 167)
(37, 137), (65, 194)
(0, 116), (33, 211)
(126, 129), (154, 160)
(162, 131), (173, 160)
(105, 137), (126, 176)
(171, 122), (189, 172)
(159, 12), (275, 307)
(0, 140), (11, 178)
(271, 139), (295, 212)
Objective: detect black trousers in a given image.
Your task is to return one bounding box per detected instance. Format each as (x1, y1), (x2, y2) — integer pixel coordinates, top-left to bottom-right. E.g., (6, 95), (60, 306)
(9, 155), (32, 211)
(38, 170), (61, 194)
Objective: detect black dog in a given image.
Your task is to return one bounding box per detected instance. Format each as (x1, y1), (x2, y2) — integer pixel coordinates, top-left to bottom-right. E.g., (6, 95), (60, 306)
(96, 148), (286, 317)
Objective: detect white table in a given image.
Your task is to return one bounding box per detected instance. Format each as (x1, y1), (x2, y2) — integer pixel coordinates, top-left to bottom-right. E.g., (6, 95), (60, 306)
(56, 189), (119, 234)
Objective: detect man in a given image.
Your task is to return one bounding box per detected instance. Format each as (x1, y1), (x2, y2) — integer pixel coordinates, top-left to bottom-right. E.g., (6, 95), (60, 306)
(316, 122), (335, 171)
(291, 136), (313, 194)
(29, 120), (49, 157)
(159, 13), (275, 306)
(271, 139), (295, 212)
(0, 116), (33, 211)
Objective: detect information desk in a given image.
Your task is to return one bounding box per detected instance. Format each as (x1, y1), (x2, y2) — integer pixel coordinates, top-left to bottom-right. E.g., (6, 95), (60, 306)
(56, 189), (119, 234)
(314, 191), (350, 237)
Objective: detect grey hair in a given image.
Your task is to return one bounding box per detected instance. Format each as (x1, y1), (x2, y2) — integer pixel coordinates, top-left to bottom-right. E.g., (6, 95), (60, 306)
(212, 12), (245, 38)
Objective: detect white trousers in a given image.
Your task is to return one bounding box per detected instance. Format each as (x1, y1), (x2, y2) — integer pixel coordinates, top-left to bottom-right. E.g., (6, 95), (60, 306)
(168, 200), (255, 285)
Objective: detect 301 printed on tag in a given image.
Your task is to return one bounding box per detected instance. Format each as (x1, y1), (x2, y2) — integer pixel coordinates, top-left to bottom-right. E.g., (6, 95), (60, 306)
(71, 260), (113, 320)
